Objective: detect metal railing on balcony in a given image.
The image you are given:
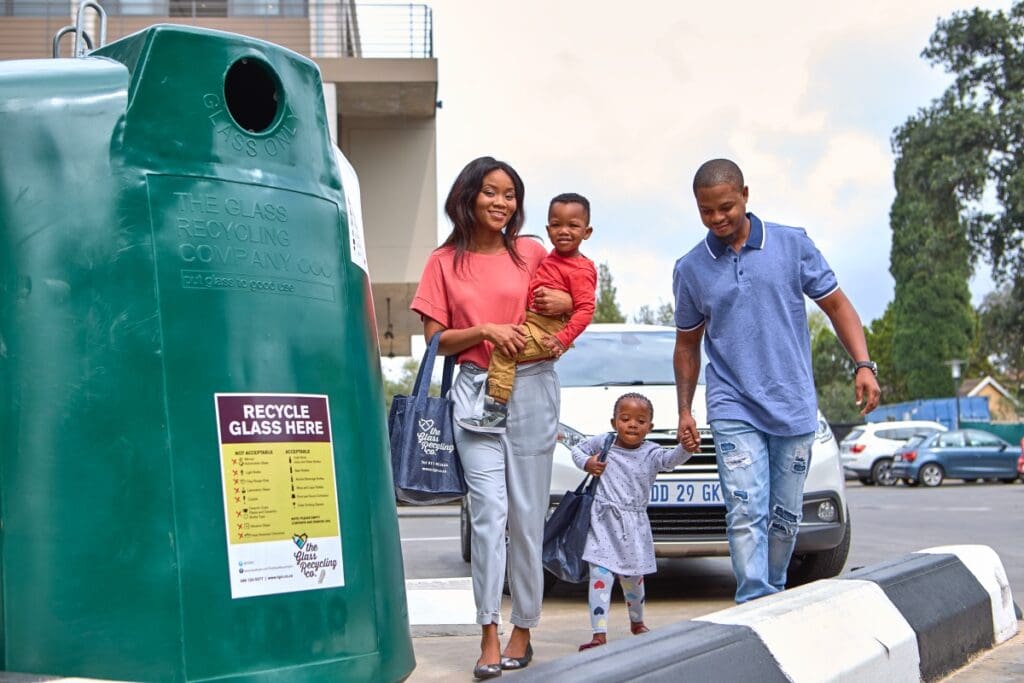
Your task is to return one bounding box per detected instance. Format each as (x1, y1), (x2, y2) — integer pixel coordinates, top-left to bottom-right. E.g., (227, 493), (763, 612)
(0, 0), (433, 60)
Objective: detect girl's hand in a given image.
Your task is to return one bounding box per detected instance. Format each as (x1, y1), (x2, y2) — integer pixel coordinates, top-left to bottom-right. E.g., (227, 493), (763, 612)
(584, 455), (606, 476)
(532, 287), (573, 316)
(482, 323), (527, 358)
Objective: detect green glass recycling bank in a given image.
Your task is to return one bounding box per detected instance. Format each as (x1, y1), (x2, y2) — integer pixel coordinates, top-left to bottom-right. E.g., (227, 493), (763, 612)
(0, 25), (414, 682)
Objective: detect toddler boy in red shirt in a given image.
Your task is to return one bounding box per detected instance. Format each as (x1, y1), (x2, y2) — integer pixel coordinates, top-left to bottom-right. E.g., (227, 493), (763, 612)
(460, 193), (597, 433)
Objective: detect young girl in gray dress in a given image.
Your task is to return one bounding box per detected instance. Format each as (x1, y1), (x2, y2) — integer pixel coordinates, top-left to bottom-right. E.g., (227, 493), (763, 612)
(571, 392), (691, 650)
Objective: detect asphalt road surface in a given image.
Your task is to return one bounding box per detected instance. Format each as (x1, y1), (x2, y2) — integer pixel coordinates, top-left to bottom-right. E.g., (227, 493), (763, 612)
(400, 479), (1023, 598)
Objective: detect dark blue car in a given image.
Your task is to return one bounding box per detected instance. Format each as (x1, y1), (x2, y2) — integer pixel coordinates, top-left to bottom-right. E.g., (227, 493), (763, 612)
(890, 429), (1022, 487)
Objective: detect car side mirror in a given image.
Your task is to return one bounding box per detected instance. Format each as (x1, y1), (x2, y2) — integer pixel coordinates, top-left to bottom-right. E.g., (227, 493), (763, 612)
(999, 443), (1007, 452)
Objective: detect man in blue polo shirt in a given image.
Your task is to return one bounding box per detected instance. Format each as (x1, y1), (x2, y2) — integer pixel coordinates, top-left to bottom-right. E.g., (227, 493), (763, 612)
(672, 158), (881, 603)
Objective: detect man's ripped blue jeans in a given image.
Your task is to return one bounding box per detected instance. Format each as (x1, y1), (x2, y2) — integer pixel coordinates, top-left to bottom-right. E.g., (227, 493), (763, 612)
(710, 419), (814, 603)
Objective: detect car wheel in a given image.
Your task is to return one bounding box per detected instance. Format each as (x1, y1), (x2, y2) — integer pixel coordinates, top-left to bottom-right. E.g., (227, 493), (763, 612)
(999, 477), (1018, 484)
(964, 478), (978, 483)
(459, 497), (471, 563)
(903, 478), (919, 487)
(787, 516), (851, 588)
(919, 463), (944, 487)
(871, 458), (896, 487)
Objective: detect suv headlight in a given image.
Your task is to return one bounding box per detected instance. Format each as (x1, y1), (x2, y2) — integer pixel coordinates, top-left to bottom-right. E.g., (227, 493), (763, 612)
(815, 415), (834, 443)
(557, 423), (587, 449)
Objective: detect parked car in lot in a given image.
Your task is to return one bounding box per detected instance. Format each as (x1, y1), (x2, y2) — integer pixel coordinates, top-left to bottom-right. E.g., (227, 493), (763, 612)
(1018, 447), (1024, 480)
(840, 420), (947, 486)
(460, 324), (851, 587)
(889, 429), (1023, 487)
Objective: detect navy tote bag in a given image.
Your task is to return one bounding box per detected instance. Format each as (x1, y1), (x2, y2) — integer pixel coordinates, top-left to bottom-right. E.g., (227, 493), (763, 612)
(541, 432), (615, 583)
(388, 332), (466, 504)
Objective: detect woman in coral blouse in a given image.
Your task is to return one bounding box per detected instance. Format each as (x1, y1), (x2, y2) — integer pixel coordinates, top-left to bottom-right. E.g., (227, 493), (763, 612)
(411, 156), (570, 679)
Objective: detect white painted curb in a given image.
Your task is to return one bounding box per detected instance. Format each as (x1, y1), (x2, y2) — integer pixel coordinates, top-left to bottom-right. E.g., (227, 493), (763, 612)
(697, 579), (920, 682)
(919, 544), (1018, 644)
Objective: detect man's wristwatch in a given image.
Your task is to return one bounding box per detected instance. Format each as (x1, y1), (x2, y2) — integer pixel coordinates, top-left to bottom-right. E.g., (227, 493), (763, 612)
(854, 360), (878, 377)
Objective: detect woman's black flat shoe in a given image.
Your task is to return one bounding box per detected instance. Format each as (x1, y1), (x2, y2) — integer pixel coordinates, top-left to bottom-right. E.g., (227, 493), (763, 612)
(500, 642), (533, 670)
(473, 662), (502, 680)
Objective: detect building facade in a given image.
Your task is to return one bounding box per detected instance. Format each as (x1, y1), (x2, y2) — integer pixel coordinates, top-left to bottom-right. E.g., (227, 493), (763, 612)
(0, 0), (435, 355)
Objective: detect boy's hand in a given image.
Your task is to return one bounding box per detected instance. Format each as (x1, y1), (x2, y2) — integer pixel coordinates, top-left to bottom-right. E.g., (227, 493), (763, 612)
(541, 335), (566, 358)
(584, 455), (606, 476)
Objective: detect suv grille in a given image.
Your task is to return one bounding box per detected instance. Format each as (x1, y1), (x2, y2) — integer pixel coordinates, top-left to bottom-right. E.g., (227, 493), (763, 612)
(647, 505), (727, 537)
(649, 430), (717, 472)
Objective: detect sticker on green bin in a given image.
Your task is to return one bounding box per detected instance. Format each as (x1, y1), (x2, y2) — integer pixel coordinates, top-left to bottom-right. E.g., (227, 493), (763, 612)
(215, 393), (344, 598)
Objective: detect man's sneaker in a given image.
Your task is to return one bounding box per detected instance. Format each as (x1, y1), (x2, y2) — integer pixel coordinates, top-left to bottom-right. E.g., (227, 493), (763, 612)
(457, 398), (509, 434)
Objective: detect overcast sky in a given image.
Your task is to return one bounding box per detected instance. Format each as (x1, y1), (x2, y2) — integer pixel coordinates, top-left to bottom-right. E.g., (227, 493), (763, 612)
(423, 0), (1011, 326)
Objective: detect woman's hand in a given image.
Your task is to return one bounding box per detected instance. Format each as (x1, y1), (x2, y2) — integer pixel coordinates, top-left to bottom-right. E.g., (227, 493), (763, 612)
(532, 287), (573, 316)
(584, 455), (606, 476)
(482, 323), (528, 358)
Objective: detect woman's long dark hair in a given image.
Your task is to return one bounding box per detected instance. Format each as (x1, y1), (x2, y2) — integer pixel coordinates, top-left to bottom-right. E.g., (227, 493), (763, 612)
(441, 156), (526, 271)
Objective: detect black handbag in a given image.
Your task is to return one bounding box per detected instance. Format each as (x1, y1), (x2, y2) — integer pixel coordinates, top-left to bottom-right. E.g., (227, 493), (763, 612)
(541, 432), (616, 583)
(388, 332), (466, 504)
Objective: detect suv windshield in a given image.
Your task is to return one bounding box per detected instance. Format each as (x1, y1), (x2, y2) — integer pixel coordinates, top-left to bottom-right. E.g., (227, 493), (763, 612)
(556, 330), (704, 387)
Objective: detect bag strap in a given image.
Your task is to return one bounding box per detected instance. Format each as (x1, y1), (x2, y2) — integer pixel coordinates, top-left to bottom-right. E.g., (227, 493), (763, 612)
(440, 353), (455, 397)
(578, 432), (616, 495)
(411, 332), (441, 408)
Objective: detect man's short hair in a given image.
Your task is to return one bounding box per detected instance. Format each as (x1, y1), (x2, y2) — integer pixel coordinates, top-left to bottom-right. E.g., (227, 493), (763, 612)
(693, 159), (745, 192)
(549, 192), (591, 224)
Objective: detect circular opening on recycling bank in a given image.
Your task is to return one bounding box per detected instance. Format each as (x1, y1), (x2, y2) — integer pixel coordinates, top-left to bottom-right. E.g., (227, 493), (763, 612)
(224, 57), (281, 134)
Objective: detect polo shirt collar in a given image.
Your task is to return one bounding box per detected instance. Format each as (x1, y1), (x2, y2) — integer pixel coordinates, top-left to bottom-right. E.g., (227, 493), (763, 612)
(704, 213), (765, 259)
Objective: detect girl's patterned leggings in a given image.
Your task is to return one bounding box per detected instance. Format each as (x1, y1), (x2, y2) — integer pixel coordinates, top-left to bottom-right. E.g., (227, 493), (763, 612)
(588, 564), (645, 633)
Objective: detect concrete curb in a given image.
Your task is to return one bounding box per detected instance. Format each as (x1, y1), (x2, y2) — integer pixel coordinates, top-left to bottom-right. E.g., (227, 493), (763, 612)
(516, 544), (1019, 682)
(396, 504), (459, 518)
(405, 577), (505, 637)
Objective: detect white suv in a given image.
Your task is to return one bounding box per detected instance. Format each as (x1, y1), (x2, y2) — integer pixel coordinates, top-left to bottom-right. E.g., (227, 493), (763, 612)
(840, 420), (947, 486)
(460, 323), (851, 588)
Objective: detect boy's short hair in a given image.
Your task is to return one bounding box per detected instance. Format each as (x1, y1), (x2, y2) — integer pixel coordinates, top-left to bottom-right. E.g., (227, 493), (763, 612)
(548, 192), (591, 224)
(693, 159), (744, 192)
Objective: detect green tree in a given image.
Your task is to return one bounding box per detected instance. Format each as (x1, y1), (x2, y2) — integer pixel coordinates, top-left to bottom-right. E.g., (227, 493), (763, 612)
(864, 302), (910, 404)
(977, 282), (1024, 396)
(889, 3), (1024, 398)
(593, 261), (626, 323)
(808, 311), (862, 422)
(888, 136), (975, 398)
(916, 4), (1024, 284)
(383, 358), (440, 412)
(632, 300), (675, 326)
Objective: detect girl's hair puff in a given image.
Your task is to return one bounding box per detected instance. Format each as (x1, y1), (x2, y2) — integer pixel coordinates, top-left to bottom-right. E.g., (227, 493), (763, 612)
(613, 392), (653, 418)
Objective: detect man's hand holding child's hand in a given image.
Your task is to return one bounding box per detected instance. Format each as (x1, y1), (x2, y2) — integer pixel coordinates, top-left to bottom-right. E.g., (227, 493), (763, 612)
(585, 455), (606, 476)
